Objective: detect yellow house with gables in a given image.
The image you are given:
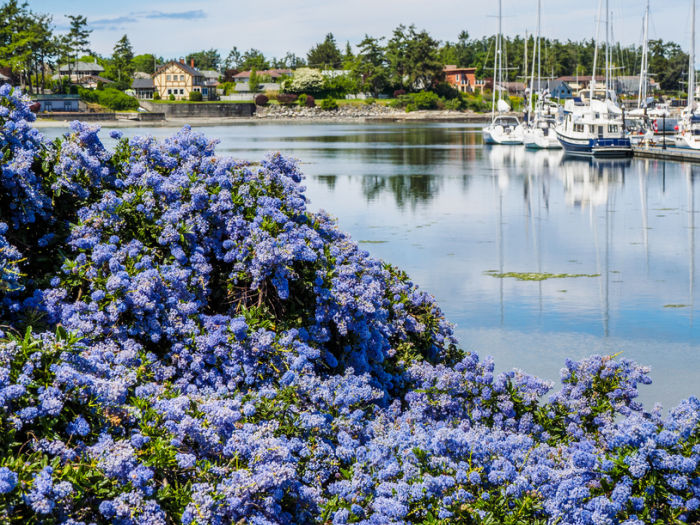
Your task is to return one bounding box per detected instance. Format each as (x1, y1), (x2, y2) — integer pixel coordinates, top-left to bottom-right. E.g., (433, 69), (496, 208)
(153, 59), (213, 100)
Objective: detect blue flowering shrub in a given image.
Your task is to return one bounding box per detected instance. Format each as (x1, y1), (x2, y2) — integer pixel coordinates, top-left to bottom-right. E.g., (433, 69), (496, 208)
(0, 83), (698, 524)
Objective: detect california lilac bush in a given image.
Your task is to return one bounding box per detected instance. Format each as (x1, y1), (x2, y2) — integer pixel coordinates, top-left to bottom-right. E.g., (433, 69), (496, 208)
(0, 84), (698, 524)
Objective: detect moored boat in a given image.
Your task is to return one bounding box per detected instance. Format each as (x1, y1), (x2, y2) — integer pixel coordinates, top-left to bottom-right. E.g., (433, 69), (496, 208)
(482, 0), (524, 146)
(556, 99), (632, 157)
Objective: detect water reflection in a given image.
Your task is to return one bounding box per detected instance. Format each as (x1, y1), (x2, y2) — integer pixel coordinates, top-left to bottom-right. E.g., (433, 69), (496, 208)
(558, 157), (629, 208)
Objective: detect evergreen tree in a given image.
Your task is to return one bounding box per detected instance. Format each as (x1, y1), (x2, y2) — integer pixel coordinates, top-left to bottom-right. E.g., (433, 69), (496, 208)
(63, 14), (90, 66)
(240, 48), (269, 70)
(112, 34), (134, 84)
(386, 25), (443, 91)
(186, 48), (220, 71)
(342, 41), (354, 69)
(248, 67), (261, 92)
(281, 51), (305, 69)
(223, 46), (241, 71)
(351, 35), (388, 96)
(307, 33), (342, 69)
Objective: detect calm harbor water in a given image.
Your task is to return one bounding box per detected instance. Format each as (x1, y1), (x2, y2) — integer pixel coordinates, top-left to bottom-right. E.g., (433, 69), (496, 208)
(42, 122), (699, 408)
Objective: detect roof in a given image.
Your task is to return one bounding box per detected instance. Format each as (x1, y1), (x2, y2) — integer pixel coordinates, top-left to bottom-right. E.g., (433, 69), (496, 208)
(154, 60), (203, 77)
(132, 78), (155, 89)
(233, 69), (292, 79)
(200, 70), (220, 80)
(34, 94), (80, 100)
(0, 72), (8, 81)
(557, 75), (605, 83)
(531, 79), (570, 91)
(79, 75), (113, 83)
(58, 61), (104, 73)
(444, 65), (476, 72)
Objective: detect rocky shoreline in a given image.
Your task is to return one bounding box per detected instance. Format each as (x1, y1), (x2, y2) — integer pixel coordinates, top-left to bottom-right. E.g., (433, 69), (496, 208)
(255, 103), (495, 122)
(35, 104), (502, 127)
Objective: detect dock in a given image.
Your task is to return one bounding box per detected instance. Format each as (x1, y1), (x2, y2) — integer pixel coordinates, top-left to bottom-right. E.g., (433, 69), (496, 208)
(632, 144), (700, 163)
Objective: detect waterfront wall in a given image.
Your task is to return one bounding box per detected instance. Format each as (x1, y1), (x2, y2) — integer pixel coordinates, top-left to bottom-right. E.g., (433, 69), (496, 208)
(140, 101), (256, 118)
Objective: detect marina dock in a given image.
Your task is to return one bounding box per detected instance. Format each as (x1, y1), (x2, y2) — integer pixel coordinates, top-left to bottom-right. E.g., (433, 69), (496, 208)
(632, 143), (700, 162)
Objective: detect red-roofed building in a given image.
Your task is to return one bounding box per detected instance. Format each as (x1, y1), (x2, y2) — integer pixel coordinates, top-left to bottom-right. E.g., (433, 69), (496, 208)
(444, 65), (478, 93)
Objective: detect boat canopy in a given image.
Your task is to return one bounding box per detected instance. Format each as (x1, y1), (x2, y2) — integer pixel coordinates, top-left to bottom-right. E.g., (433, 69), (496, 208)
(497, 99), (511, 113)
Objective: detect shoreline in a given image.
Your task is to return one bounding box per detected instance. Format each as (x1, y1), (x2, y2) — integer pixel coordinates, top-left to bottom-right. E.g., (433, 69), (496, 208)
(34, 110), (500, 128)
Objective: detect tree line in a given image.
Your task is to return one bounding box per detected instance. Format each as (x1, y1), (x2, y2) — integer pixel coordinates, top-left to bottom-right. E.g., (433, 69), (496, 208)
(0, 0), (692, 96)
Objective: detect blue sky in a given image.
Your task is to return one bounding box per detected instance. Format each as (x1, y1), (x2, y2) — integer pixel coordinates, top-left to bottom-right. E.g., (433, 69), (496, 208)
(29, 0), (697, 60)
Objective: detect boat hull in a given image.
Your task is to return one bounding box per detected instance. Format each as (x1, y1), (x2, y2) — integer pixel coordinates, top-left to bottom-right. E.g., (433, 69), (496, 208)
(674, 134), (700, 150)
(482, 127), (524, 145)
(523, 129), (562, 149)
(556, 131), (632, 157)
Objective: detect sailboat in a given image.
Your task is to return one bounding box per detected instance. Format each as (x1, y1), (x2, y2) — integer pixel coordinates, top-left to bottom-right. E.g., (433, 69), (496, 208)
(675, 0), (700, 149)
(523, 0), (562, 149)
(554, 0), (632, 157)
(628, 0), (669, 146)
(482, 0), (525, 145)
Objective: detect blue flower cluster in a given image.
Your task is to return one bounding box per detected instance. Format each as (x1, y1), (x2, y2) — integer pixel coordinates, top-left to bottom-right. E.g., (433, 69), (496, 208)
(0, 84), (698, 524)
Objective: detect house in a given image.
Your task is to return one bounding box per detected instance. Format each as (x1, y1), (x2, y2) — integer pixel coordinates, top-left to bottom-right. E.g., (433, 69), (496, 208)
(0, 72), (9, 83)
(232, 69), (292, 83)
(616, 75), (658, 96)
(33, 94), (81, 112)
(131, 78), (155, 99)
(57, 60), (105, 82)
(443, 65), (478, 93)
(531, 79), (574, 99)
(496, 82), (526, 97)
(76, 75), (114, 90)
(555, 76), (605, 96)
(153, 59), (216, 100)
(200, 70), (220, 83)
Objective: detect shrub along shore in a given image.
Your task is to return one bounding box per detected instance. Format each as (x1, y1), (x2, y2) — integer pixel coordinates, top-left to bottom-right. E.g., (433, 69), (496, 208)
(1, 84), (698, 524)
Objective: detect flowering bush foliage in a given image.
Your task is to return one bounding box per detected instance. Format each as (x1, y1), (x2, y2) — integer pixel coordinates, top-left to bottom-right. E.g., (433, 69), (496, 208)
(0, 84), (698, 524)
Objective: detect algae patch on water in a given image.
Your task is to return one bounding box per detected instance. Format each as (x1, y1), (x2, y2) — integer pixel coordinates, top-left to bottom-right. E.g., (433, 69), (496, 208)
(484, 270), (601, 281)
(664, 304), (689, 308)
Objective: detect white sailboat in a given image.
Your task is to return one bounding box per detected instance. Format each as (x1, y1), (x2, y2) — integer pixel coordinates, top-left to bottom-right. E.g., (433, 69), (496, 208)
(554, 0), (632, 157)
(628, 0), (669, 143)
(675, 0), (700, 149)
(523, 0), (562, 149)
(482, 0), (524, 145)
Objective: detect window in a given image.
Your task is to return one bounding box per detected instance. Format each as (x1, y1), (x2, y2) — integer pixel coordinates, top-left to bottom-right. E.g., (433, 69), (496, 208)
(167, 89), (172, 95)
(166, 75), (171, 81)
(180, 75), (184, 81)
(573, 123), (584, 133)
(608, 125), (618, 133)
(180, 89), (184, 94)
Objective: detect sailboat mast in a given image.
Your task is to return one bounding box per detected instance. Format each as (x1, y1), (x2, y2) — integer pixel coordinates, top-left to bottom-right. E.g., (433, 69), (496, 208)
(491, 0), (503, 118)
(537, 0), (542, 93)
(605, 0), (610, 98)
(590, 0), (603, 105)
(498, 0), (503, 106)
(529, 0), (540, 113)
(638, 0), (649, 109)
(524, 29), (528, 80)
(689, 0), (696, 111)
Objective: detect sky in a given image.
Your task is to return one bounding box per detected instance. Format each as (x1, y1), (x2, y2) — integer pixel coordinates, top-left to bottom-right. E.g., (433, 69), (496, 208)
(27, 0), (699, 60)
